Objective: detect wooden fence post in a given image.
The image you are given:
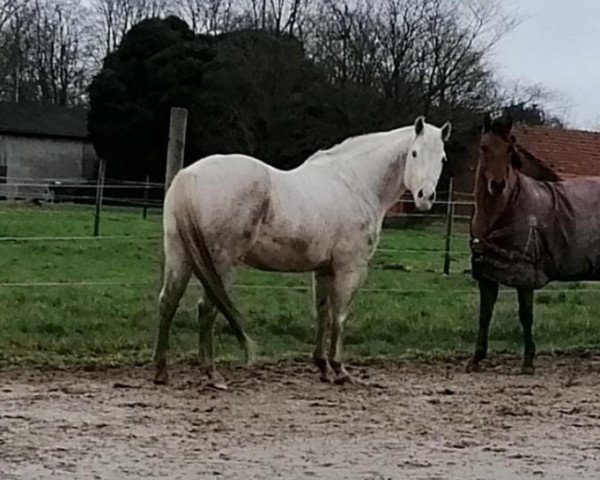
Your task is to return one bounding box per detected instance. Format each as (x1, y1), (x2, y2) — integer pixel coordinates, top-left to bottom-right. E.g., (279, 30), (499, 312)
(164, 107), (188, 193)
(443, 177), (455, 275)
(93, 157), (106, 237)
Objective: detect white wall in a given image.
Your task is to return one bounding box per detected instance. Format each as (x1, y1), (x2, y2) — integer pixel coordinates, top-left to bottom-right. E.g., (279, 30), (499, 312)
(0, 134), (98, 199)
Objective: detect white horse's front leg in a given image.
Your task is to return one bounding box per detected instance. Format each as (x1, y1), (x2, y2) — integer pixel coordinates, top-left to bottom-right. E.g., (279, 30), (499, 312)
(312, 271), (333, 382)
(328, 265), (367, 385)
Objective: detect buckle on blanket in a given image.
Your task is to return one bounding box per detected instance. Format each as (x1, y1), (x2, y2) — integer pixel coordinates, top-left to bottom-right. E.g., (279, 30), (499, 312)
(470, 237), (484, 255)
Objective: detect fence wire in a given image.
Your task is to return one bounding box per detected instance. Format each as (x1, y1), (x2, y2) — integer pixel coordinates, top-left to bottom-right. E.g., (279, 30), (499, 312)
(2, 176), (164, 187)
(0, 234), (474, 255)
(0, 180), (475, 205)
(6, 183), (164, 190)
(0, 235), (160, 242)
(2, 186), (599, 299)
(0, 280), (599, 296)
(1, 176), (478, 290)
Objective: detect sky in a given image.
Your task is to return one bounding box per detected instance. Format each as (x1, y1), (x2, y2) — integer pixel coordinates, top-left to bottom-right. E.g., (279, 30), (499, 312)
(491, 0), (600, 129)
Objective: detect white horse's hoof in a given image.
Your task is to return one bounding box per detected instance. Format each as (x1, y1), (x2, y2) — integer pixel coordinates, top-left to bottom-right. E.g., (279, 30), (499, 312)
(153, 370), (169, 385)
(464, 358), (481, 373)
(520, 364), (535, 375)
(334, 373), (355, 385)
(332, 366), (355, 385)
(207, 370), (228, 390)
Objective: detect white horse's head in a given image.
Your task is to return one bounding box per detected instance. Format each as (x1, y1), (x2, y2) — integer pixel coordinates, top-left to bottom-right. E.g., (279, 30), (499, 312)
(404, 116), (452, 211)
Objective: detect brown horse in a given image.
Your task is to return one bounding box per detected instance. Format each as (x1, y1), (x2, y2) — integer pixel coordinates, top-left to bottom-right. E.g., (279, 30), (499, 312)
(466, 114), (600, 374)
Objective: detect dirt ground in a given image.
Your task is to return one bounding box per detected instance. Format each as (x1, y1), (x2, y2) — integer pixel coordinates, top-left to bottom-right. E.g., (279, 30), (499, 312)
(1, 354), (600, 480)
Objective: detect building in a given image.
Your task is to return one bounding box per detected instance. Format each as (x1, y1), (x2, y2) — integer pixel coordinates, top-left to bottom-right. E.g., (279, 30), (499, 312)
(0, 102), (98, 200)
(513, 125), (600, 179)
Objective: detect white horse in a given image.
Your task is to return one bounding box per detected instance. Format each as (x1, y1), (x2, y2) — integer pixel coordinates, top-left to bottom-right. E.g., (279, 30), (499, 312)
(153, 116), (451, 387)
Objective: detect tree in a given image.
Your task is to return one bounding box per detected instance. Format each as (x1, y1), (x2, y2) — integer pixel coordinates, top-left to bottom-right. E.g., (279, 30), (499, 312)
(0, 2), (32, 102)
(237, 0), (310, 35)
(0, 0), (91, 105)
(174, 0), (237, 33)
(0, 0), (21, 30)
(86, 1), (562, 184)
(304, 0), (518, 134)
(30, 0), (91, 105)
(499, 81), (566, 127)
(89, 14), (406, 181)
(88, 16), (196, 180)
(503, 103), (564, 128)
(193, 29), (342, 167)
(89, 18), (362, 179)
(377, 0), (426, 105)
(90, 0), (170, 58)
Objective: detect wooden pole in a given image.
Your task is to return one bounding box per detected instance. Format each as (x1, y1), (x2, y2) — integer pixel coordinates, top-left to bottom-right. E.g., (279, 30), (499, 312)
(164, 107), (188, 192)
(443, 177), (455, 275)
(93, 157), (106, 237)
(142, 174), (150, 219)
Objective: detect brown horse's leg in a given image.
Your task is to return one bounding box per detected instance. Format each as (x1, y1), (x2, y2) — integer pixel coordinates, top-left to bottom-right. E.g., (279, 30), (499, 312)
(465, 278), (499, 372)
(517, 288), (536, 375)
(312, 271), (333, 383)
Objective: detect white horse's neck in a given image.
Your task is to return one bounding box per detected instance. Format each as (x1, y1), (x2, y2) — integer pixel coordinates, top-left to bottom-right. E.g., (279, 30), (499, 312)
(305, 127), (413, 214)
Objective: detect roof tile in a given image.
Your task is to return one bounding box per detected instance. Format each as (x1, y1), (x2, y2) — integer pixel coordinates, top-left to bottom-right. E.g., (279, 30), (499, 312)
(516, 126), (600, 178)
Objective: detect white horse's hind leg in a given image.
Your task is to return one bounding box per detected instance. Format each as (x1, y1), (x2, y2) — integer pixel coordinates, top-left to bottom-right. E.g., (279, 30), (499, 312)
(328, 265), (367, 385)
(197, 268), (234, 390)
(153, 236), (191, 385)
(197, 298), (217, 364)
(312, 271), (333, 383)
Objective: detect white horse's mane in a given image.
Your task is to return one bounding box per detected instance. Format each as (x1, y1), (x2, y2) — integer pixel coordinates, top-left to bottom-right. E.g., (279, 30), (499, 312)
(305, 126), (411, 165)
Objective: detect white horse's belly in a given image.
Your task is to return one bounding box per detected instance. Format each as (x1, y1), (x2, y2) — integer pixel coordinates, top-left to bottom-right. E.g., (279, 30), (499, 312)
(242, 234), (331, 272)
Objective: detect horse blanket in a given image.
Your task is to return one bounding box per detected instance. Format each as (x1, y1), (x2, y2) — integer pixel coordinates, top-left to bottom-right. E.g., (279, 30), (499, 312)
(471, 173), (600, 289)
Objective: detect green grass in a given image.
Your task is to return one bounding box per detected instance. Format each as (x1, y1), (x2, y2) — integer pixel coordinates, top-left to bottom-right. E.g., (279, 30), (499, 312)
(1, 202), (599, 367)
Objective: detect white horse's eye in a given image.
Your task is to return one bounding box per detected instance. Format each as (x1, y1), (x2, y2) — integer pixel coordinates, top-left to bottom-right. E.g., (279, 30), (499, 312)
(412, 150), (417, 158)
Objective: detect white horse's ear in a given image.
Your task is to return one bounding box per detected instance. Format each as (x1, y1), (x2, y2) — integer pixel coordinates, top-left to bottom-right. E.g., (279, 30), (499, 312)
(414, 116), (425, 136)
(441, 121), (452, 142)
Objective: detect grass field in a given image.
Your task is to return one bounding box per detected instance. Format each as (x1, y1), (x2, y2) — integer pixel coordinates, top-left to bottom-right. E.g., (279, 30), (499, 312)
(1, 202), (599, 367)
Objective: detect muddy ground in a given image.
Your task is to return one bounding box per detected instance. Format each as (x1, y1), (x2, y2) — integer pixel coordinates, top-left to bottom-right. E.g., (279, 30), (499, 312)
(1, 354), (600, 480)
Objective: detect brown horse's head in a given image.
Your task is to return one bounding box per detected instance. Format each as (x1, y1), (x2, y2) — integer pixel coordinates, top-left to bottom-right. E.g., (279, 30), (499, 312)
(478, 114), (522, 196)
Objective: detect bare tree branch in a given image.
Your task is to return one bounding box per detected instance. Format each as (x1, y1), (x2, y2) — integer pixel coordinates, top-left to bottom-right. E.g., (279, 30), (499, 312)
(90, 0), (169, 56)
(0, 0), (23, 30)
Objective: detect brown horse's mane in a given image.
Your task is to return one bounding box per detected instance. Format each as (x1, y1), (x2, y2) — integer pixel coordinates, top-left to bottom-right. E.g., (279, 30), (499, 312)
(486, 116), (560, 182)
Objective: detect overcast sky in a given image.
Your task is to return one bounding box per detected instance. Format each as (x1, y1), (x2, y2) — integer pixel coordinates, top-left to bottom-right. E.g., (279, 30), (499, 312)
(491, 0), (600, 129)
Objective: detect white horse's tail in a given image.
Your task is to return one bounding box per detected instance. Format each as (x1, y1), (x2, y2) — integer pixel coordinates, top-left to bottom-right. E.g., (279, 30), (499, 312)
(172, 174), (255, 363)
